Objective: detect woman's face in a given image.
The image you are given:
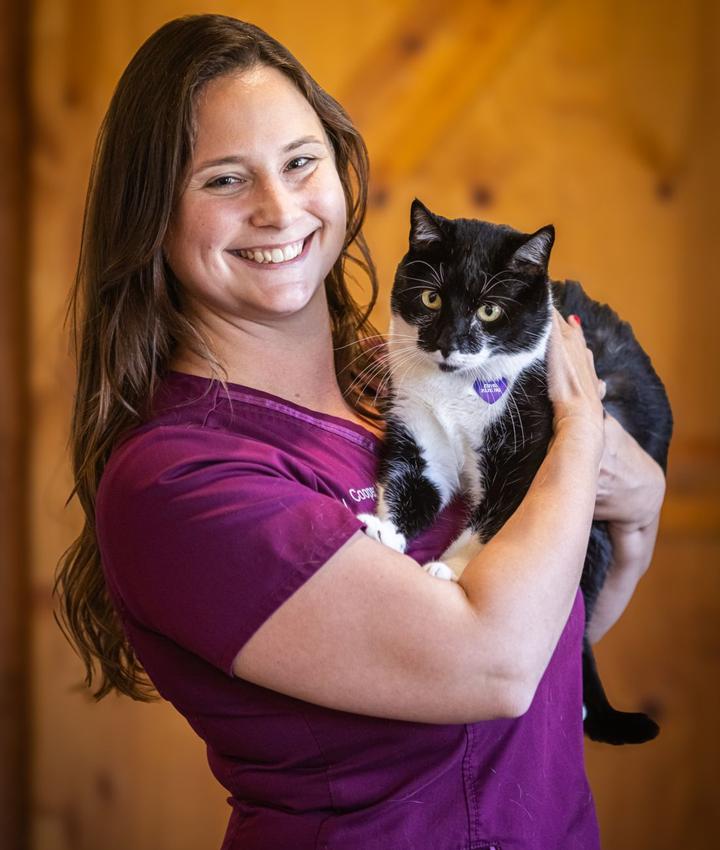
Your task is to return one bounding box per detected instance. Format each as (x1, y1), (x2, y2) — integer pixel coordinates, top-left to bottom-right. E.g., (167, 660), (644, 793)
(164, 65), (347, 326)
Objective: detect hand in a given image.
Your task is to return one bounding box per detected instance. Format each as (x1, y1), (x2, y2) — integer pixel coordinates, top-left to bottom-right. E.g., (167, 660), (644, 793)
(546, 309), (605, 442)
(594, 412), (666, 531)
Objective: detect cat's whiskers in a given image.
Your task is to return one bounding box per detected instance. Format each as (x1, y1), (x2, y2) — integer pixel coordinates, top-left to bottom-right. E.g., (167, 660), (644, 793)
(506, 391), (527, 452)
(404, 259), (443, 287)
(392, 348), (429, 396)
(336, 333), (422, 380)
(344, 352), (395, 396)
(511, 379), (534, 410)
(342, 343), (401, 389)
(338, 345), (387, 376)
(479, 269), (504, 292)
(403, 284), (440, 294)
(490, 294), (522, 309)
(481, 275), (529, 298)
(398, 274), (443, 293)
(332, 334), (386, 353)
(372, 346), (423, 404)
(345, 343), (420, 401)
(336, 342), (390, 377)
(386, 344), (426, 377)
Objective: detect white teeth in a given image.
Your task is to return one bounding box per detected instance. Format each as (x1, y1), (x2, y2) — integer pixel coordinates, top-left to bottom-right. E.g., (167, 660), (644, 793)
(238, 239), (304, 264)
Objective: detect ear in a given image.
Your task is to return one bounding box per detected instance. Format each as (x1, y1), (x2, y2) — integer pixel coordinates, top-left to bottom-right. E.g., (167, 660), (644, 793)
(409, 198), (443, 248)
(510, 225), (555, 270)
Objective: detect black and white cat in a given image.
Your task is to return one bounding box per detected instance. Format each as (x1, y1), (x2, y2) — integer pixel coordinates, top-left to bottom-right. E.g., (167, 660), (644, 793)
(360, 199), (672, 745)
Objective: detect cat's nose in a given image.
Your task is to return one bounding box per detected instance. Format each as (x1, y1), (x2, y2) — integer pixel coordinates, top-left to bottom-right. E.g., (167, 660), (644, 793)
(435, 328), (457, 359)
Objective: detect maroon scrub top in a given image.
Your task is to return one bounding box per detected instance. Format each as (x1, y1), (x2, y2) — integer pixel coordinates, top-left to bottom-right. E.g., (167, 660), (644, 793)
(96, 371), (600, 850)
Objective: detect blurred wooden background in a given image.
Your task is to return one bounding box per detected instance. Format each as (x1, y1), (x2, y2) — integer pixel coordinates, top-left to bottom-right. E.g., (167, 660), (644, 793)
(2, 0), (719, 848)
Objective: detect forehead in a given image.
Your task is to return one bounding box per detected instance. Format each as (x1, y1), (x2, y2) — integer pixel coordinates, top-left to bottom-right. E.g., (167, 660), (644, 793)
(191, 65), (327, 159)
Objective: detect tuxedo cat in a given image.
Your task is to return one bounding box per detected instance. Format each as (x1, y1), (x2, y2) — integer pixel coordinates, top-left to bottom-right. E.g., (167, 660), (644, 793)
(360, 199), (672, 745)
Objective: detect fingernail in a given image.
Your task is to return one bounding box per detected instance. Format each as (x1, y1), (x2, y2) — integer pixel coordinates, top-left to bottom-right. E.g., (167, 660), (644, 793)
(570, 314), (582, 327)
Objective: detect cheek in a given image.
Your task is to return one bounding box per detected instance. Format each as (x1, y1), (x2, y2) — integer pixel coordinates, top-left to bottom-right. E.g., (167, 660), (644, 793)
(316, 169), (347, 235)
(166, 211), (227, 264)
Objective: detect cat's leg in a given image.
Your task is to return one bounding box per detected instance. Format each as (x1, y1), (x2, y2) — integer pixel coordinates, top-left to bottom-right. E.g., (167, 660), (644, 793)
(358, 485), (408, 553)
(581, 524), (660, 745)
(359, 421), (452, 552)
(582, 638), (659, 745)
(423, 527), (485, 581)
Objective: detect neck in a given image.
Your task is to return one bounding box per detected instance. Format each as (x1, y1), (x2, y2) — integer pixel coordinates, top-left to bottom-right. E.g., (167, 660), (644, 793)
(170, 287), (372, 426)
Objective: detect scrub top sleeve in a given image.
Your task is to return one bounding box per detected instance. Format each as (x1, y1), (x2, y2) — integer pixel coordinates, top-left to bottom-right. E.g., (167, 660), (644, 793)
(96, 426), (365, 676)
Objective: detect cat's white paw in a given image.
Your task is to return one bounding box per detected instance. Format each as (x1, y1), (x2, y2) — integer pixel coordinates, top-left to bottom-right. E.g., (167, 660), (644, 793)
(358, 514), (407, 553)
(422, 560), (458, 581)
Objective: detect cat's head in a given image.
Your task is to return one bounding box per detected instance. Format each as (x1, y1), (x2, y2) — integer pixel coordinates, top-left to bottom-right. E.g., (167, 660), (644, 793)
(390, 199), (554, 374)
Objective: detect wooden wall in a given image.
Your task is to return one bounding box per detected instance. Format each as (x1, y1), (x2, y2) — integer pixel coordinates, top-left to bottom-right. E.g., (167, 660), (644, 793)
(11, 0), (719, 848)
(1, 0), (30, 848)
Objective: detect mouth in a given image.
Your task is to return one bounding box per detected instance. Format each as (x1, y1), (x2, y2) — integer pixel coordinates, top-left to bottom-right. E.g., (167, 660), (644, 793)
(228, 231), (316, 269)
(438, 363), (459, 373)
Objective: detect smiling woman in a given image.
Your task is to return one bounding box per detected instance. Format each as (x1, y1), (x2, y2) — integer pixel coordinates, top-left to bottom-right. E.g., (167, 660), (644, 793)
(53, 13), (665, 850)
(164, 66), (347, 340)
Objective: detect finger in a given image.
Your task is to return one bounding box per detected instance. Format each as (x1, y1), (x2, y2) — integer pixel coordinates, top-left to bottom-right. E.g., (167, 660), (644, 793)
(552, 307), (585, 339)
(569, 314), (586, 339)
(552, 309), (577, 342)
(598, 379), (607, 400)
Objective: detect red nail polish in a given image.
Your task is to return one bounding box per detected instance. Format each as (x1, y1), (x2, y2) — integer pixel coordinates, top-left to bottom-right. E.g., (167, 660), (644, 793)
(570, 314), (582, 327)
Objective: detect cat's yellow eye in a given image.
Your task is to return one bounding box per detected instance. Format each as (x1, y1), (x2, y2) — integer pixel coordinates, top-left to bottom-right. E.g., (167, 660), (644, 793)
(421, 290), (442, 310)
(477, 303), (502, 322)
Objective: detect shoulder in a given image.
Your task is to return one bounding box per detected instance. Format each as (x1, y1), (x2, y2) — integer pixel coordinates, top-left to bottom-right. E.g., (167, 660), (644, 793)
(101, 421), (291, 493)
(95, 421), (310, 546)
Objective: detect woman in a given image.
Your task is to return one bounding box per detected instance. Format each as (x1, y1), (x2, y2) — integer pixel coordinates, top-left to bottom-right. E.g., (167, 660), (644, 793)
(56, 14), (666, 850)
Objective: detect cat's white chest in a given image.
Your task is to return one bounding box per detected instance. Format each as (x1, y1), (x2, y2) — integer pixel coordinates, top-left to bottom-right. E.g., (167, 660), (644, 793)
(391, 370), (509, 504)
(385, 315), (550, 508)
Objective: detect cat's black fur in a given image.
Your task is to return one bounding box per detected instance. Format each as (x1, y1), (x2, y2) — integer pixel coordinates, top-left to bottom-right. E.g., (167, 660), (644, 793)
(374, 199), (672, 745)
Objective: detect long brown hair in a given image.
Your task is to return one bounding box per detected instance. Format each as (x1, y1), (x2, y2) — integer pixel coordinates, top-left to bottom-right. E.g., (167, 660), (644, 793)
(54, 15), (384, 701)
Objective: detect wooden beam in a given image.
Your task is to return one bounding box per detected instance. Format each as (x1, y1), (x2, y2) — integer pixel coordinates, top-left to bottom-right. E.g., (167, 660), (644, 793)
(0, 0), (30, 846)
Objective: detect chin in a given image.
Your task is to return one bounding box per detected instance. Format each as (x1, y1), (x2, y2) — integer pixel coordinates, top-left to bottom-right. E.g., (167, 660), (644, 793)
(259, 284), (323, 319)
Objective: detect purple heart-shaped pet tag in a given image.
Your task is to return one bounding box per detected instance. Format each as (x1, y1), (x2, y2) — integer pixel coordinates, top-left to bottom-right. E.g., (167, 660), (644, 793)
(473, 377), (508, 404)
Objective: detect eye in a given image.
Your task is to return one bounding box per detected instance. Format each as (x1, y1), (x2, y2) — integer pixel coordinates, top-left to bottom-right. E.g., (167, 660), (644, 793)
(477, 303), (502, 322)
(286, 156), (315, 171)
(206, 174), (245, 190)
(421, 290), (442, 310)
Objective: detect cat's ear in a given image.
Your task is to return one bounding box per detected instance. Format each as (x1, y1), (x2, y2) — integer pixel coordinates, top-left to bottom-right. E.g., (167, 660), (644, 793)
(510, 225), (555, 271)
(409, 199), (443, 248)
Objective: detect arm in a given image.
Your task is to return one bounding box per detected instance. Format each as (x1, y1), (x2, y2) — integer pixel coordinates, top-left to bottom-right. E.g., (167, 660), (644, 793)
(585, 412), (666, 643)
(233, 311), (604, 724)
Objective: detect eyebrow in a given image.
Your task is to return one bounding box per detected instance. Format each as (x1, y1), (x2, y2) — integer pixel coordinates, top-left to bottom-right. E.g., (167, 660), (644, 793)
(195, 135), (326, 172)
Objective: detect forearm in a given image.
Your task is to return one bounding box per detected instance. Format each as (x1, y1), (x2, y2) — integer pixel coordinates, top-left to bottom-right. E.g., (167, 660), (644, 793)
(460, 420), (603, 686)
(586, 514), (660, 643)
(588, 413), (666, 642)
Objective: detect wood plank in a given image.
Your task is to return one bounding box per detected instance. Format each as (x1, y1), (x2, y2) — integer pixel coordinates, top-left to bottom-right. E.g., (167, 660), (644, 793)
(586, 536), (720, 849)
(339, 0), (554, 186)
(0, 0), (30, 847)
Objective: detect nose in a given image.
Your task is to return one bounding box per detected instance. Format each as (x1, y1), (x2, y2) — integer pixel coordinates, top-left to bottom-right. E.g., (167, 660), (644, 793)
(435, 326), (456, 359)
(248, 175), (301, 231)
